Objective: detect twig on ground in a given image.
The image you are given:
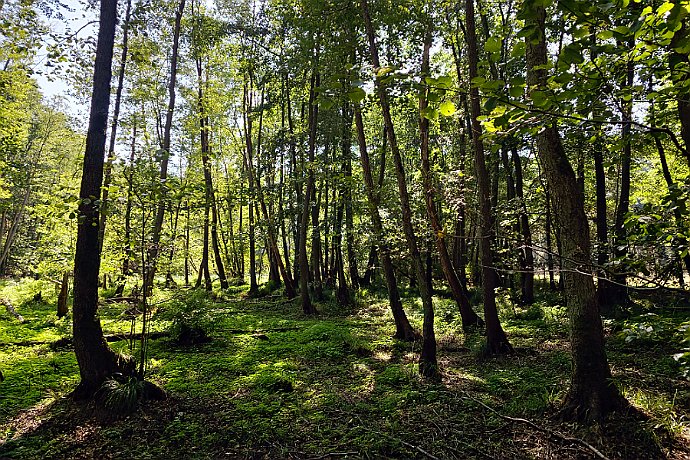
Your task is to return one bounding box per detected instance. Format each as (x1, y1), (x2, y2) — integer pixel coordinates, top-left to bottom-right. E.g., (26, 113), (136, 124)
(306, 452), (358, 459)
(367, 430), (441, 460)
(460, 391), (609, 460)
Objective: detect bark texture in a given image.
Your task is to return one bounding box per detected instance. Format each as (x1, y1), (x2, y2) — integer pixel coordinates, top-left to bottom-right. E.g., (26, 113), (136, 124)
(72, 0), (134, 400)
(525, 2), (625, 422)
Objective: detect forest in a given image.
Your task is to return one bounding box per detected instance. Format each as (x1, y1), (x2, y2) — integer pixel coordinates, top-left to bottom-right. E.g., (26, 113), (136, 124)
(1, 0), (690, 457)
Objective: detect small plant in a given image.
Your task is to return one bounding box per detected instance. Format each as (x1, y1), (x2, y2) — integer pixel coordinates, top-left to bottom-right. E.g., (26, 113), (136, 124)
(95, 376), (144, 414)
(674, 321), (690, 379)
(158, 290), (216, 345)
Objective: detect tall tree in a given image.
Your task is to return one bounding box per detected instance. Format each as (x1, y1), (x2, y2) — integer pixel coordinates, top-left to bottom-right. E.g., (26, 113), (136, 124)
(465, 0), (512, 354)
(72, 0), (133, 399)
(361, 0), (438, 379)
(523, 0), (626, 421)
(144, 0), (185, 294)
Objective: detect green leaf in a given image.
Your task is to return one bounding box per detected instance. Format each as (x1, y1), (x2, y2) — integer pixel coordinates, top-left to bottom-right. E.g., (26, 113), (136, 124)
(597, 30), (614, 40)
(376, 66), (395, 77)
(421, 107), (439, 120)
(658, 1), (674, 16)
(485, 37), (502, 54)
(482, 120), (498, 132)
(437, 76), (453, 89)
(509, 85), (524, 98)
(347, 87), (366, 104)
(439, 101), (457, 116)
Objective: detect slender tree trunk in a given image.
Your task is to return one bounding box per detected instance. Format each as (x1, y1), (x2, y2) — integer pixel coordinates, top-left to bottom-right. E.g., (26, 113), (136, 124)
(525, 2), (625, 422)
(544, 183), (556, 290)
(362, 0), (438, 378)
(342, 104), (359, 289)
(144, 0), (185, 294)
(184, 201), (190, 286)
(72, 0), (134, 400)
(298, 64), (319, 315)
(311, 183), (324, 300)
(243, 87), (296, 298)
(355, 108), (417, 341)
(512, 145), (534, 304)
(418, 29), (482, 330)
(115, 123), (137, 297)
(466, 0), (512, 354)
(608, 51), (635, 309)
(671, 25), (690, 166)
(243, 85), (259, 295)
(655, 136), (690, 279)
(57, 271), (70, 318)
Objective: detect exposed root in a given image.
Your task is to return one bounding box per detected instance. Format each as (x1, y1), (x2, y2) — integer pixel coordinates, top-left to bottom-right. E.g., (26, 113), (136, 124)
(461, 390), (610, 460)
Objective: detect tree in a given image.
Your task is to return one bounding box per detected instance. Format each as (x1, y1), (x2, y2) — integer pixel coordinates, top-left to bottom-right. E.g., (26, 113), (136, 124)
(72, 0), (134, 399)
(522, 0), (627, 422)
(361, 0), (438, 379)
(465, 0), (512, 355)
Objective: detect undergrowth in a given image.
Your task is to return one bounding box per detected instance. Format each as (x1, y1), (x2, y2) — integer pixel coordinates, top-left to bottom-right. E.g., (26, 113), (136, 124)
(0, 279), (688, 459)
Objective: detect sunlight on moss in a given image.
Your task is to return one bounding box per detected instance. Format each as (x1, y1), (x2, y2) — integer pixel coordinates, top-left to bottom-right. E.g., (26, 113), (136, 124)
(623, 387), (689, 435)
(372, 351), (391, 362)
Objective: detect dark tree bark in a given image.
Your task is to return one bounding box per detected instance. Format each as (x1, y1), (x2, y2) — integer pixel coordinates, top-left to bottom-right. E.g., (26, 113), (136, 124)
(311, 182), (324, 300)
(342, 104), (360, 290)
(355, 107), (418, 341)
(606, 51), (635, 310)
(196, 56), (227, 290)
(418, 29), (482, 330)
(114, 123), (137, 297)
(57, 271), (69, 318)
(466, 0), (512, 354)
(671, 25), (690, 166)
(525, 2), (626, 422)
(362, 0), (438, 378)
(298, 66), (319, 315)
(98, 0), (132, 254)
(511, 145), (534, 304)
(242, 87), (296, 298)
(243, 83), (259, 295)
(72, 0), (134, 400)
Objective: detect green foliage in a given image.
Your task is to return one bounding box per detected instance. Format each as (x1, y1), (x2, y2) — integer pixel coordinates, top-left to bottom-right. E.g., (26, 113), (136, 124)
(158, 290), (216, 345)
(95, 376), (144, 415)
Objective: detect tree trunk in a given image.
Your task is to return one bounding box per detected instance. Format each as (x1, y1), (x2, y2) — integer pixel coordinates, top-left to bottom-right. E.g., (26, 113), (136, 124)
(144, 0), (185, 295)
(607, 50), (634, 310)
(298, 66), (319, 315)
(342, 104), (360, 289)
(418, 29), (482, 330)
(525, 2), (626, 422)
(466, 0), (512, 354)
(512, 145), (534, 304)
(57, 271), (70, 318)
(72, 0), (134, 400)
(354, 108), (417, 341)
(362, 0), (438, 378)
(98, 0), (132, 254)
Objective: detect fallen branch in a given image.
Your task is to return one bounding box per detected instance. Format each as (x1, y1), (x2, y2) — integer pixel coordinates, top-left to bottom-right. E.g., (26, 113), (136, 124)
(1, 298), (24, 322)
(220, 326), (300, 334)
(460, 391), (609, 460)
(103, 296), (138, 304)
(2, 331), (170, 348)
(2, 326), (300, 348)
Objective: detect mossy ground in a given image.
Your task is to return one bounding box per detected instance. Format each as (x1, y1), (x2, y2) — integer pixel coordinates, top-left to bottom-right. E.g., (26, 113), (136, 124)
(0, 279), (689, 459)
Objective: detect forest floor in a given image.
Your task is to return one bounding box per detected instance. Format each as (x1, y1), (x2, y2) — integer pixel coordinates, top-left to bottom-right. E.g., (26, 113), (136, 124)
(1, 278), (690, 459)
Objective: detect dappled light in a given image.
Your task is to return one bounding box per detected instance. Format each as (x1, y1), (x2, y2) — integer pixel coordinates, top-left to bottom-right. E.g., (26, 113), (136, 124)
(3, 0), (690, 457)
